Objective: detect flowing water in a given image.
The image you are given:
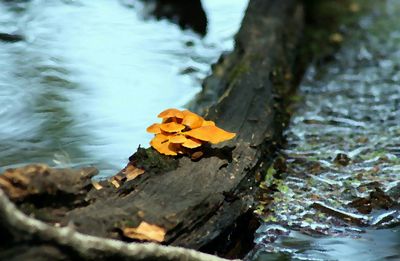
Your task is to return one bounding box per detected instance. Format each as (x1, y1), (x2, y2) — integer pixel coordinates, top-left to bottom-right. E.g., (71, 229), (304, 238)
(0, 0), (248, 177)
(250, 1), (400, 260)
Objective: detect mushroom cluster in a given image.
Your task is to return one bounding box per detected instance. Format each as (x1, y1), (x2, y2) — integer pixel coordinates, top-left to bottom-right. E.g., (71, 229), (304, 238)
(146, 108), (236, 156)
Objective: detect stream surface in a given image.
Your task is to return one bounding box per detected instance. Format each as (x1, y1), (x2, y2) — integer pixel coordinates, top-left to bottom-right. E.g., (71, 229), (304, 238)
(0, 0), (248, 177)
(250, 1), (400, 260)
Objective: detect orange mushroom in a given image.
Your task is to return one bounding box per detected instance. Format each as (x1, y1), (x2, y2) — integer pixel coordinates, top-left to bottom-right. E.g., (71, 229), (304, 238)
(201, 120), (215, 127)
(160, 122), (185, 133)
(169, 135), (187, 144)
(158, 108), (184, 119)
(150, 134), (177, 156)
(168, 142), (184, 154)
(181, 110), (204, 129)
(181, 137), (202, 149)
(147, 108), (236, 156)
(183, 125), (236, 144)
(146, 123), (161, 134)
(151, 133), (169, 143)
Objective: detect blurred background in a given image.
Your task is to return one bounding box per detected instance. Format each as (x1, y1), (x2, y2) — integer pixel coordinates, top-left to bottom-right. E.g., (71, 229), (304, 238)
(0, 0), (248, 177)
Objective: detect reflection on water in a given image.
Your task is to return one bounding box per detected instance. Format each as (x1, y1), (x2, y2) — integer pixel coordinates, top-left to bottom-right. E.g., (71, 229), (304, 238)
(0, 0), (248, 177)
(251, 0), (400, 260)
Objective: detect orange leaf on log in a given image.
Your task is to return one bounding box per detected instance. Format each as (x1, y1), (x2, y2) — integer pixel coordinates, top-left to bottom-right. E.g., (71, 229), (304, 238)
(123, 221), (166, 242)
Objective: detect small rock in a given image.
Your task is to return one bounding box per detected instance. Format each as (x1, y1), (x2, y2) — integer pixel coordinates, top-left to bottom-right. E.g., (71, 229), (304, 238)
(0, 32), (24, 42)
(334, 153), (351, 166)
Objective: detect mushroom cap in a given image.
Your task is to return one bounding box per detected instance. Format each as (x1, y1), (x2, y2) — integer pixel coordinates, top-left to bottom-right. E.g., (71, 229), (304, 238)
(160, 122), (185, 133)
(181, 137), (203, 148)
(201, 120), (215, 127)
(149, 108), (235, 155)
(183, 126), (236, 144)
(157, 108), (184, 119)
(152, 133), (169, 142)
(169, 135), (188, 144)
(162, 117), (182, 124)
(181, 110), (204, 129)
(146, 123), (162, 134)
(150, 134), (178, 156)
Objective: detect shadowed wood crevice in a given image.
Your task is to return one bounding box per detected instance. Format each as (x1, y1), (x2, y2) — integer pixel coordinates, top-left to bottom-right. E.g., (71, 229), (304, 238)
(0, 0), (306, 260)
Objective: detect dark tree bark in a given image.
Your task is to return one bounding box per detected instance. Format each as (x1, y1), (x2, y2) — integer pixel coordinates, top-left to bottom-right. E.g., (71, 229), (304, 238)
(0, 0), (305, 260)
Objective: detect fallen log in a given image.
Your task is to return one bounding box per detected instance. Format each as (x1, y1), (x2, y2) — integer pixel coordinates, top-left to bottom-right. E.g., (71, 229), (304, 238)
(0, 0), (305, 259)
(0, 188), (236, 261)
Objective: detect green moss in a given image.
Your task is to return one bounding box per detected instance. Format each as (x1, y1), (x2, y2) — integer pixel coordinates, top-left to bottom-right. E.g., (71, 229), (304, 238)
(360, 149), (388, 160)
(260, 165), (276, 188)
(262, 215), (278, 223)
(254, 204), (265, 215)
(227, 58), (250, 83)
(117, 219), (139, 228)
(276, 181), (289, 194)
(133, 147), (179, 174)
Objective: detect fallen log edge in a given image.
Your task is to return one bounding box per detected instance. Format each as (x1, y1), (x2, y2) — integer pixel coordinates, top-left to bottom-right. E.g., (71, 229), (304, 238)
(0, 189), (239, 261)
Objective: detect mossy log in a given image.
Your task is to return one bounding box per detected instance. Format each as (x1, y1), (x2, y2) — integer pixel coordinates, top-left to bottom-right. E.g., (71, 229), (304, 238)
(0, 0), (305, 260)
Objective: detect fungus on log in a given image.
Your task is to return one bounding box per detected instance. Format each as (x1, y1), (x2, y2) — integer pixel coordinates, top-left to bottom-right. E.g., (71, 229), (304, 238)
(0, 0), (305, 259)
(147, 108), (236, 155)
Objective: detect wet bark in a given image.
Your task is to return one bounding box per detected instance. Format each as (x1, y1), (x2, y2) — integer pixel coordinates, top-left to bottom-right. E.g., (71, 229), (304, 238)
(0, 0), (305, 260)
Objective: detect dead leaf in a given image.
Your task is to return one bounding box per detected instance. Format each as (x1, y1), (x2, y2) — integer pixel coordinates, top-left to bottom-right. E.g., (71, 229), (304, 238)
(110, 179), (120, 188)
(124, 165), (145, 181)
(91, 180), (103, 190)
(123, 221), (166, 242)
(113, 174), (124, 182)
